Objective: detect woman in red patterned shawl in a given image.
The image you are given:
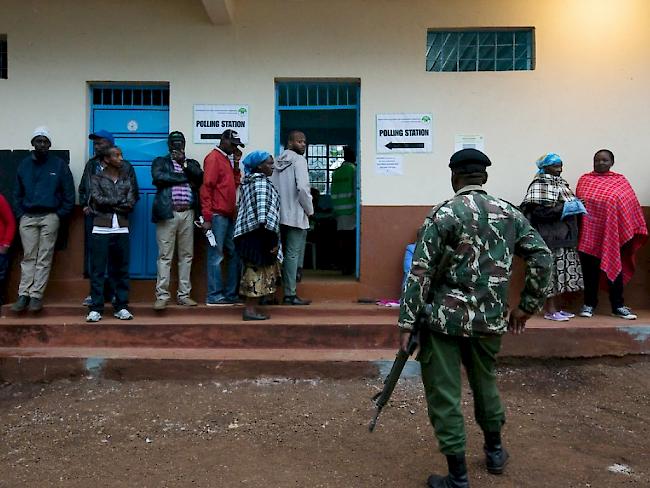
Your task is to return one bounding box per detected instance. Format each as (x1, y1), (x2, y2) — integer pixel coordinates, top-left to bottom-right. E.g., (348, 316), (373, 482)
(576, 149), (647, 320)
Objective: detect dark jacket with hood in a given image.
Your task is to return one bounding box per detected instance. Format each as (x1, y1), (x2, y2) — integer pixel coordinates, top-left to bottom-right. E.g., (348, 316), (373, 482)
(151, 147), (203, 223)
(89, 168), (137, 228)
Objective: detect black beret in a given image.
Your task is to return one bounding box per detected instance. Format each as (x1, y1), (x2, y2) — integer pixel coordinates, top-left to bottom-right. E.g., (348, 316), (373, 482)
(449, 148), (492, 174)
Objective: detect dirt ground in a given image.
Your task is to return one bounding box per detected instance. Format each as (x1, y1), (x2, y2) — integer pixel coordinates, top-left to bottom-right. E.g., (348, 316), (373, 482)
(0, 358), (648, 488)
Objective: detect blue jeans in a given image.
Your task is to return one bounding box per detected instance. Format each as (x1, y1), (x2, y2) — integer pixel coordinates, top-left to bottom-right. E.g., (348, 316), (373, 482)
(206, 214), (240, 302)
(280, 225), (307, 296)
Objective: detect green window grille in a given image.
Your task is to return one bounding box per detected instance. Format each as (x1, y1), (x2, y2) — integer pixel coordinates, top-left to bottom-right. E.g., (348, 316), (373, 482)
(426, 29), (534, 72)
(277, 83), (357, 108)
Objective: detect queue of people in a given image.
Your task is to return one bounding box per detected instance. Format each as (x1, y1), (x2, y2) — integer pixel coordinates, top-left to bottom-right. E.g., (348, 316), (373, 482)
(2, 127), (315, 322)
(1, 127), (647, 326)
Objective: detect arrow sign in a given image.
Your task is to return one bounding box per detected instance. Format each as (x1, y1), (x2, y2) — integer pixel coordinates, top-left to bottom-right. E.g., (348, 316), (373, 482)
(376, 113), (433, 153)
(385, 142), (425, 150)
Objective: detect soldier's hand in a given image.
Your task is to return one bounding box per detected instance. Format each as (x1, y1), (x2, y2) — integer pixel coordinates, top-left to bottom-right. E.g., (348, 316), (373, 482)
(508, 308), (531, 335)
(399, 330), (411, 353)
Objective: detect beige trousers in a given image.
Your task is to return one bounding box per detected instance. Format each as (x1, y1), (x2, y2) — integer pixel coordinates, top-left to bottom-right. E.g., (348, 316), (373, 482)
(155, 209), (195, 301)
(18, 213), (60, 299)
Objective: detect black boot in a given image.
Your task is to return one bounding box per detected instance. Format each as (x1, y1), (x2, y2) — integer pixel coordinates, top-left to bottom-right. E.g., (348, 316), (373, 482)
(484, 431), (509, 475)
(427, 453), (469, 488)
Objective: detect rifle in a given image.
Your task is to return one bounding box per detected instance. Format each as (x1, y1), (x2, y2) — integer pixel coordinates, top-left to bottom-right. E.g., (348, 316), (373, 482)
(368, 312), (424, 432)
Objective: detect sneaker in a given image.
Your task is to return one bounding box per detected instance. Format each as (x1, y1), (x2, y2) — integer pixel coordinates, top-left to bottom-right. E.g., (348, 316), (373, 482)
(153, 299), (168, 311)
(86, 311), (102, 323)
(558, 310), (575, 318)
(10, 295), (30, 312)
(28, 297), (43, 312)
(578, 305), (594, 318)
(113, 309), (134, 320)
(544, 311), (570, 322)
(82, 295), (93, 307)
(177, 297), (198, 307)
(612, 306), (637, 320)
(206, 297), (234, 306)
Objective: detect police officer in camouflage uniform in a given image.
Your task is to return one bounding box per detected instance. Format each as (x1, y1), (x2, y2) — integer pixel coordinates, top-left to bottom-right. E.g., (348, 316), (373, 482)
(398, 149), (552, 488)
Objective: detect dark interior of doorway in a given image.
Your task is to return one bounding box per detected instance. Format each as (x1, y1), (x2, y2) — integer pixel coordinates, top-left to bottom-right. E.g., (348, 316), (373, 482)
(279, 109), (357, 279)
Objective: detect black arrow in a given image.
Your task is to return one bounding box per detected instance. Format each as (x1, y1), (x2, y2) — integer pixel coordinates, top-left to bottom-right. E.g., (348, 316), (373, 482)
(201, 133), (223, 140)
(385, 142), (425, 150)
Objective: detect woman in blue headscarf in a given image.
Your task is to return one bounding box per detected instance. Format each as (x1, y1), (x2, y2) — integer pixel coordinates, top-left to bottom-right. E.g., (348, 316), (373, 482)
(233, 151), (282, 320)
(521, 153), (585, 321)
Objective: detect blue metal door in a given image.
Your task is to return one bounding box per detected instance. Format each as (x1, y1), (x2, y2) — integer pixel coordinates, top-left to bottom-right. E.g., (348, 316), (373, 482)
(90, 85), (170, 278)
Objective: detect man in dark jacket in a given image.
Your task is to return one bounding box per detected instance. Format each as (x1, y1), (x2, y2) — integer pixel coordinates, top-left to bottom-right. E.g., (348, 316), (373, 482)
(11, 127), (75, 312)
(151, 131), (203, 310)
(78, 130), (139, 306)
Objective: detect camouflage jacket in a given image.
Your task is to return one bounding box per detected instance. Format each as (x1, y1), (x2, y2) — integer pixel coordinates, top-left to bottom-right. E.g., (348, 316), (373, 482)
(398, 185), (552, 337)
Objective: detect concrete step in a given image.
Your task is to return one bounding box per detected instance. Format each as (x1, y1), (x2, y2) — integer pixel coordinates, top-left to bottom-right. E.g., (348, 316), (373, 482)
(0, 303), (647, 382)
(1, 301), (395, 319)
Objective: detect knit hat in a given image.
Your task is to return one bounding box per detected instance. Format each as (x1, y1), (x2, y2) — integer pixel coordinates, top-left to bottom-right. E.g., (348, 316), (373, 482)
(31, 126), (51, 143)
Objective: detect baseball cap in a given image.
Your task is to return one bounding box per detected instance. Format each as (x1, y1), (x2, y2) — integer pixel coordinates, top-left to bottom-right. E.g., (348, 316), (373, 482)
(221, 129), (245, 148)
(89, 130), (115, 145)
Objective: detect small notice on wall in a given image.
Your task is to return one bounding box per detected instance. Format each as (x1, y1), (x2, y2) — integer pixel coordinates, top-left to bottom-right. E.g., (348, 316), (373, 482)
(193, 105), (249, 144)
(375, 155), (403, 176)
(454, 134), (485, 152)
(376, 113), (433, 153)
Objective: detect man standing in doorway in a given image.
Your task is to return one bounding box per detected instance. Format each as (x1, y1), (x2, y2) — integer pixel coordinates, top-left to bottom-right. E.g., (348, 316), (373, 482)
(272, 130), (313, 305)
(398, 149), (552, 487)
(78, 130), (139, 306)
(11, 127), (75, 312)
(152, 131), (203, 310)
(200, 129), (243, 306)
(331, 145), (357, 275)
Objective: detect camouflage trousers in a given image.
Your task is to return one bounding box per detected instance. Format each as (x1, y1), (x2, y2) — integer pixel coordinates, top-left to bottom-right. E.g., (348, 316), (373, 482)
(419, 330), (505, 454)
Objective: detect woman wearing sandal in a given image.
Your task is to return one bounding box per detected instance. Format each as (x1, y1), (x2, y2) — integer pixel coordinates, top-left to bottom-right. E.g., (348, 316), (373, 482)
(234, 151), (282, 321)
(521, 153), (585, 321)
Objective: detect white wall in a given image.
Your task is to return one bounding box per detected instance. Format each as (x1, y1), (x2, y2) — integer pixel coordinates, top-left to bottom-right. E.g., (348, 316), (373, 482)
(1, 0), (648, 204)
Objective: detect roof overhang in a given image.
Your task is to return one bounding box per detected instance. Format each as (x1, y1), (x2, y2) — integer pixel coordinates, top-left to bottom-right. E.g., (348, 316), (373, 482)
(200, 0), (235, 25)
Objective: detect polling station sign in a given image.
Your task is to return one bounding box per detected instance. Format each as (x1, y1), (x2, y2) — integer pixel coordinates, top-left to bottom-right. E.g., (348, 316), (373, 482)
(193, 104), (249, 144)
(376, 113), (433, 153)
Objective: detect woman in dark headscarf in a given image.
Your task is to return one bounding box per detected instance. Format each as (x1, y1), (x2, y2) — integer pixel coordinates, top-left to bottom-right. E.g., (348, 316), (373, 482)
(233, 151), (282, 321)
(521, 153), (585, 321)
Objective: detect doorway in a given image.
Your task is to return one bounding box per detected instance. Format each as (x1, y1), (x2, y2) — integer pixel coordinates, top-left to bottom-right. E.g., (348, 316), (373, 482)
(89, 84), (170, 278)
(275, 80), (360, 278)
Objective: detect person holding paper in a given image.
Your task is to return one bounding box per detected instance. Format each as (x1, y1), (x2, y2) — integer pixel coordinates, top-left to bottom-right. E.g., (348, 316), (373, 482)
(200, 129), (244, 306)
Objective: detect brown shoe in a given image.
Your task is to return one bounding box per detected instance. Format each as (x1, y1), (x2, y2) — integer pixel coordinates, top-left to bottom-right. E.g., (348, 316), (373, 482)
(177, 297), (198, 307)
(153, 299), (168, 311)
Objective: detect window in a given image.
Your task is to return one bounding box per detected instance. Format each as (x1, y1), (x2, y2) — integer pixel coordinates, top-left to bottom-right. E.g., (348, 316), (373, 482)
(306, 144), (345, 194)
(0, 35), (7, 79)
(426, 28), (534, 72)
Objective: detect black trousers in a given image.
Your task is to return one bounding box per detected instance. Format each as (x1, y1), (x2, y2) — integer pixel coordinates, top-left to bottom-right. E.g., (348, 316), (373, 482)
(579, 252), (624, 311)
(0, 253), (9, 306)
(90, 233), (130, 313)
(85, 214), (115, 300)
